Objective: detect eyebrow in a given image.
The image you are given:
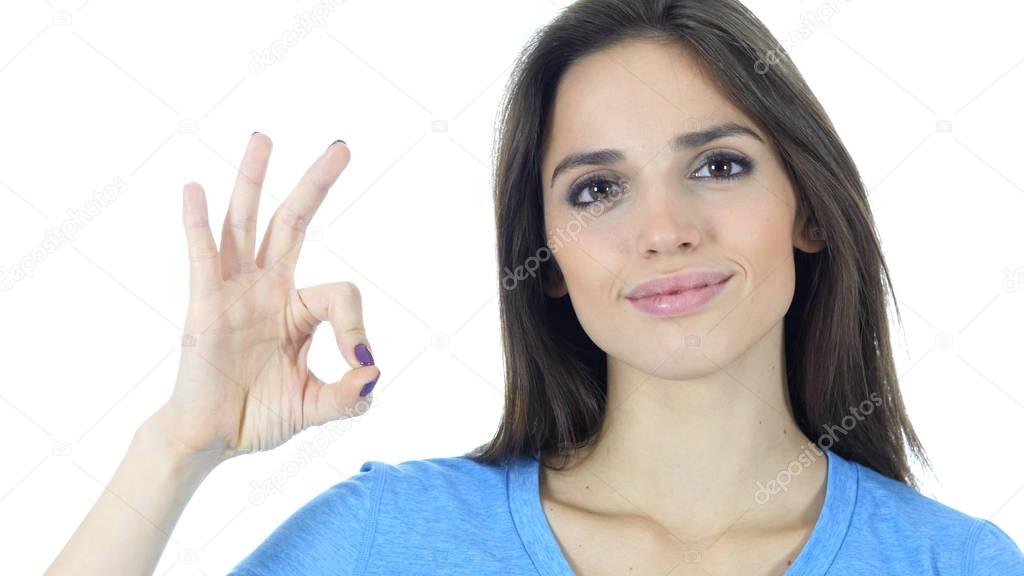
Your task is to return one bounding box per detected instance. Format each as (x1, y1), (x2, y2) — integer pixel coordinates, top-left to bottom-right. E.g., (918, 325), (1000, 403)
(549, 122), (765, 187)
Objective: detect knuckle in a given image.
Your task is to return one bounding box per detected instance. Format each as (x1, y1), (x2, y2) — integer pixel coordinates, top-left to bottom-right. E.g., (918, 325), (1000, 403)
(333, 281), (361, 300)
(239, 169), (265, 189)
(309, 170), (332, 194)
(228, 258), (258, 275)
(265, 255), (295, 280)
(342, 327), (368, 342)
(277, 208), (309, 233)
(227, 216), (258, 233)
(189, 247), (219, 264)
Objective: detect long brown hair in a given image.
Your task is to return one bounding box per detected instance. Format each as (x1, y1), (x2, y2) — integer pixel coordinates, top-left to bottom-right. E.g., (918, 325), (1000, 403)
(465, 0), (930, 488)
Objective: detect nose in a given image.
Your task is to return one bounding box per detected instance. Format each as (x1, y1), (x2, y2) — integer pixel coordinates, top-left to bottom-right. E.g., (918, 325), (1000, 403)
(634, 185), (700, 256)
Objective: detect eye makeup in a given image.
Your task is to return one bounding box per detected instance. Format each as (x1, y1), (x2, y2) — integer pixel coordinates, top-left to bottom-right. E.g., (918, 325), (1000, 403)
(564, 149), (755, 209)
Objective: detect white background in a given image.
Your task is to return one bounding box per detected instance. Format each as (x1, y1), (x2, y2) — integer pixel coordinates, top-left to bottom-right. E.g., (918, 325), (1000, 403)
(1, 0), (1022, 573)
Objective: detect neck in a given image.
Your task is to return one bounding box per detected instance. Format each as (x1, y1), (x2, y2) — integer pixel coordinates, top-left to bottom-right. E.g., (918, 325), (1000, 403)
(542, 320), (828, 541)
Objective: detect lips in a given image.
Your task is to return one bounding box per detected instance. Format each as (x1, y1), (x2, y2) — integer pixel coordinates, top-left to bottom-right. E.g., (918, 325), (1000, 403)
(625, 269), (734, 300)
(625, 270), (733, 318)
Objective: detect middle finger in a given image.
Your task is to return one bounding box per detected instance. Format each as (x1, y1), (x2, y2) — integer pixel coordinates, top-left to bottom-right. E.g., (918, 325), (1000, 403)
(256, 139), (350, 272)
(221, 132), (272, 277)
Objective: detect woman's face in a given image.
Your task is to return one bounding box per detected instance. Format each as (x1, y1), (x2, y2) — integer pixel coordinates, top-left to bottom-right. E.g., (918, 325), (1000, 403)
(540, 39), (823, 378)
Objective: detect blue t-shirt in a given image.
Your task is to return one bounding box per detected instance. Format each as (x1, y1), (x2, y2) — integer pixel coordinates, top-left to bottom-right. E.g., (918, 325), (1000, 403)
(228, 446), (1024, 575)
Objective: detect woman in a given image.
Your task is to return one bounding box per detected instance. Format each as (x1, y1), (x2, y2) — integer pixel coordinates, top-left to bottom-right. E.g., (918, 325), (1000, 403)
(46, 0), (1023, 574)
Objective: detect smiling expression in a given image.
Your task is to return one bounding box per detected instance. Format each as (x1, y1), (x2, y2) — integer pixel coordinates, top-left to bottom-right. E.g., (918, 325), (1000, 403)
(539, 38), (824, 377)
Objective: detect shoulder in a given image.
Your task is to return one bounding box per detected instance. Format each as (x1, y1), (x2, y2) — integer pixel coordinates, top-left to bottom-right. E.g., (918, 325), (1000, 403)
(370, 451), (510, 487)
(366, 452), (515, 520)
(227, 452), (521, 575)
(840, 458), (1024, 574)
(280, 452), (512, 526)
(226, 459), (390, 575)
(853, 462), (978, 531)
(353, 452), (538, 572)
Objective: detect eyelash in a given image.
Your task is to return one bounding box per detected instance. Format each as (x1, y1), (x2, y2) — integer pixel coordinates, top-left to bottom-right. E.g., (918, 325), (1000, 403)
(565, 150), (755, 209)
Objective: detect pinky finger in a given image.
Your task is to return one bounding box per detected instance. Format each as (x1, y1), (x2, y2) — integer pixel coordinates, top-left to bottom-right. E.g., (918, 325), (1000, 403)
(182, 182), (222, 297)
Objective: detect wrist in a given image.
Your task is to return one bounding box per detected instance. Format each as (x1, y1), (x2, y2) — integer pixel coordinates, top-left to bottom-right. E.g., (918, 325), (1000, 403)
(135, 408), (225, 479)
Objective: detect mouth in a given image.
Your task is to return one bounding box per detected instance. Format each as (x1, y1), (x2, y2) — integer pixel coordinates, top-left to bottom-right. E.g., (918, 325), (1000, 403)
(648, 282), (721, 296)
(625, 269), (734, 299)
(625, 274), (732, 318)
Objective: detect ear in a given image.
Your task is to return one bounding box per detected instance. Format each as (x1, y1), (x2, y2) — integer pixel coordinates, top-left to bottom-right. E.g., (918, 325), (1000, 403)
(542, 257), (569, 298)
(793, 209), (826, 254)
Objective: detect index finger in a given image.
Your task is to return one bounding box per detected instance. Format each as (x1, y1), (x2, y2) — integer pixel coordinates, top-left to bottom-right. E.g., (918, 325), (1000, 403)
(294, 280), (372, 371)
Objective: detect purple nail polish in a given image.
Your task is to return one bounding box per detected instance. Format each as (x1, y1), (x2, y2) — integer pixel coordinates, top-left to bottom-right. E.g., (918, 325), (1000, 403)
(355, 343), (374, 366)
(360, 376), (378, 397)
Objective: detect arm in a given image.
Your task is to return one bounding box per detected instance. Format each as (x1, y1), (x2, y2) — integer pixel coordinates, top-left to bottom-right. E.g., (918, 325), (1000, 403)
(45, 133), (381, 576)
(45, 408), (220, 576)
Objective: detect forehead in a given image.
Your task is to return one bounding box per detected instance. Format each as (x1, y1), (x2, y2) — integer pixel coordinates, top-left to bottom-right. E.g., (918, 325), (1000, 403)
(542, 39), (752, 177)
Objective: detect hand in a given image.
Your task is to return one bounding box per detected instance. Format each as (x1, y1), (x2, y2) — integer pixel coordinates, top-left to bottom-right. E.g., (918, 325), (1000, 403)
(155, 133), (380, 464)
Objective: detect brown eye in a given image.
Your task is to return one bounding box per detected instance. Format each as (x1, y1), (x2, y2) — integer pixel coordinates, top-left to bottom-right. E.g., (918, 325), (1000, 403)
(692, 151), (754, 180)
(567, 174), (626, 208)
(708, 158), (734, 177)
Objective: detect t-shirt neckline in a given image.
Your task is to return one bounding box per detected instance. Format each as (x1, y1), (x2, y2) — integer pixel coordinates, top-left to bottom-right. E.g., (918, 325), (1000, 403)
(506, 446), (858, 575)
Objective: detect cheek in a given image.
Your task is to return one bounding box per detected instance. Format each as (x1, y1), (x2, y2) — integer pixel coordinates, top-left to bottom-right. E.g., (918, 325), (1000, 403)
(721, 189), (796, 280)
(726, 209), (790, 268)
(706, 194), (797, 353)
(548, 219), (628, 321)
(556, 245), (622, 362)
(547, 201), (628, 271)
(553, 225), (623, 292)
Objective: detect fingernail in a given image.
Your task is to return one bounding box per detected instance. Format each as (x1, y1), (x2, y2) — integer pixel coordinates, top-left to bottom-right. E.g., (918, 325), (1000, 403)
(327, 138), (345, 150)
(360, 376), (378, 397)
(355, 343), (374, 366)
(252, 131), (260, 136)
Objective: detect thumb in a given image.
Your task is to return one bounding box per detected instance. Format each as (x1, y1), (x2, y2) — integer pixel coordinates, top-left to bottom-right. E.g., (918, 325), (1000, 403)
(306, 364), (379, 427)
